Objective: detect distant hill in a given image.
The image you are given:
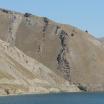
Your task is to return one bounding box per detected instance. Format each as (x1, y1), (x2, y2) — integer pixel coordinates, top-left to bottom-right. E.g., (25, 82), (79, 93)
(98, 37), (104, 43)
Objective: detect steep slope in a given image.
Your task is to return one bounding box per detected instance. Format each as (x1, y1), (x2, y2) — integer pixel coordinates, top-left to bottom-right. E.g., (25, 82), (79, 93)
(0, 8), (104, 91)
(0, 39), (80, 95)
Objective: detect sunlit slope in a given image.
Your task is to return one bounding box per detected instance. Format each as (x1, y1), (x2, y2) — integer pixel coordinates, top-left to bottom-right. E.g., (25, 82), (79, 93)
(0, 8), (104, 91)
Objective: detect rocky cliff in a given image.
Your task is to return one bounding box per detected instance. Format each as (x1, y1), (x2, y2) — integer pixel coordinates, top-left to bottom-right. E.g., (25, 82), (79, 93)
(0, 8), (104, 93)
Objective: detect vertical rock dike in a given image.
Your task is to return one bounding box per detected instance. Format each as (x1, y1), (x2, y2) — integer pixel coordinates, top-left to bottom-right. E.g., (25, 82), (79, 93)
(42, 17), (49, 39)
(57, 29), (72, 82)
(7, 13), (22, 46)
(42, 17), (48, 32)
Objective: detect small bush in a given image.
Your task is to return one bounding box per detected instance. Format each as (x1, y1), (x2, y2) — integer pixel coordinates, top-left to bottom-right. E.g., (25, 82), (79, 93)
(85, 30), (88, 33)
(71, 33), (74, 37)
(2, 9), (9, 13)
(43, 17), (48, 24)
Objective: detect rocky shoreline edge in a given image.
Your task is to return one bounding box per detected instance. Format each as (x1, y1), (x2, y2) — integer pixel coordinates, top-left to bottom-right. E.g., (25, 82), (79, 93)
(0, 84), (81, 96)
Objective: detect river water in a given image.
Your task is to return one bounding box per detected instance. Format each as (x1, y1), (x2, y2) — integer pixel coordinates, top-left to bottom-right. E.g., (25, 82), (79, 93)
(0, 92), (104, 104)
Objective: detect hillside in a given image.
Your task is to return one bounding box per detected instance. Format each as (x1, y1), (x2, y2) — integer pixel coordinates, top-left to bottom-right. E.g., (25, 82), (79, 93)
(0, 39), (80, 95)
(0, 8), (104, 93)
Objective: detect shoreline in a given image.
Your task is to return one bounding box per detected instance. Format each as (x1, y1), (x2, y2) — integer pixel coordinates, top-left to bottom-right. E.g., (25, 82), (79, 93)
(1, 91), (104, 97)
(0, 91), (82, 97)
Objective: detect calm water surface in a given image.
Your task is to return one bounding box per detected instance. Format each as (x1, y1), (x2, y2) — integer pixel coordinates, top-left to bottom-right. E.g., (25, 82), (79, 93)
(0, 92), (104, 104)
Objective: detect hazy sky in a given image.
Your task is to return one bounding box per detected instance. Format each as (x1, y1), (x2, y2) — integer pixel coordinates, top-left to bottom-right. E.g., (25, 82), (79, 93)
(0, 0), (103, 37)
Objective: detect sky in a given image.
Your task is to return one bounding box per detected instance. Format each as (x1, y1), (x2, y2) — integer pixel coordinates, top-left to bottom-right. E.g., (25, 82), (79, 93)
(0, 0), (104, 37)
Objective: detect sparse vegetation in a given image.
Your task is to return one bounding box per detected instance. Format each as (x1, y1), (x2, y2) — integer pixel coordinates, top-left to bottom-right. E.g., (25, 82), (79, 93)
(43, 17), (48, 24)
(71, 33), (74, 37)
(85, 30), (88, 33)
(2, 9), (9, 13)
